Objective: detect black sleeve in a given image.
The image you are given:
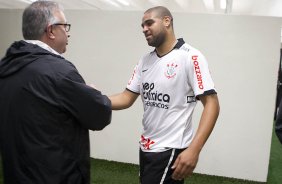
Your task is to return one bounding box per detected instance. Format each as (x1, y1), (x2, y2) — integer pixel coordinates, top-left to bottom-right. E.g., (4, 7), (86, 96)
(275, 100), (282, 144)
(57, 69), (112, 131)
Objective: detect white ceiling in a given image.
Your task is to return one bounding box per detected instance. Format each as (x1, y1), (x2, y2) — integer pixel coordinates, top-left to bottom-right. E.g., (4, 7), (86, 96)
(1, 0), (282, 17)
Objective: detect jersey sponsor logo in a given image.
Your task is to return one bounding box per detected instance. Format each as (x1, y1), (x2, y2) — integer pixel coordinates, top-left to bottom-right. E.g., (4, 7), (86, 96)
(192, 55), (204, 90)
(144, 101), (169, 109)
(164, 62), (178, 79)
(128, 65), (137, 85)
(140, 135), (155, 150)
(187, 96), (196, 103)
(142, 82), (170, 109)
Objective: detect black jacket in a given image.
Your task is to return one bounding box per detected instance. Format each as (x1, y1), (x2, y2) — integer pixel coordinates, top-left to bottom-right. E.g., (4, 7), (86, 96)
(0, 41), (112, 183)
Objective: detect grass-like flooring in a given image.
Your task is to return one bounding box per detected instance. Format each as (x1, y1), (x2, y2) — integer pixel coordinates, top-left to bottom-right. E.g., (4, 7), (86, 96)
(91, 124), (281, 183)
(91, 158), (264, 184)
(1, 125), (281, 183)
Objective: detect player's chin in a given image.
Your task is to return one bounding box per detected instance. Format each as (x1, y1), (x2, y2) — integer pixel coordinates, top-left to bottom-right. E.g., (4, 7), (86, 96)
(146, 38), (152, 45)
(147, 41), (155, 47)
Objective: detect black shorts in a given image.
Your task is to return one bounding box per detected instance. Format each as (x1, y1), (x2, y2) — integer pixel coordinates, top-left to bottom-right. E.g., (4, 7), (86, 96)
(139, 148), (185, 184)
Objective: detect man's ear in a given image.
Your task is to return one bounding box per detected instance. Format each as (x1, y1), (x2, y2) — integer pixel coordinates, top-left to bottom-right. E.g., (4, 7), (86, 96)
(46, 25), (55, 39)
(163, 16), (172, 27)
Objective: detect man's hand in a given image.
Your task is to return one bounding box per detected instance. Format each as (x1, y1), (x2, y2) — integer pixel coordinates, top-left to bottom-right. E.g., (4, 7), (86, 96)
(171, 148), (199, 180)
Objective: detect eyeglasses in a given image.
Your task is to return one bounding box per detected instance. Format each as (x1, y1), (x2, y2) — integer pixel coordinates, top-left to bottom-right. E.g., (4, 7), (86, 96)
(52, 23), (71, 32)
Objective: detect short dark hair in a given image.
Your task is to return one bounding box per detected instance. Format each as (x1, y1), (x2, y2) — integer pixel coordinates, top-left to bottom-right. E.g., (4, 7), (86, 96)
(145, 6), (173, 27)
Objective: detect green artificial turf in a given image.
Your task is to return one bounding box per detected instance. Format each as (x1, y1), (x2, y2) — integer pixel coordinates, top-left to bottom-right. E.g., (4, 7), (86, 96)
(0, 125), (281, 184)
(90, 158), (264, 184)
(267, 123), (282, 184)
(91, 158), (139, 184)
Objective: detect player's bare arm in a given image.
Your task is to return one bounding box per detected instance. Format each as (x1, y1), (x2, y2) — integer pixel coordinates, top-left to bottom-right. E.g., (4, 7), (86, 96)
(171, 94), (220, 180)
(109, 89), (139, 110)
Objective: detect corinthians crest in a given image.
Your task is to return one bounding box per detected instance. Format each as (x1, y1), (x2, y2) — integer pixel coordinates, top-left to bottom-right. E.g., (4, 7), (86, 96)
(164, 62), (178, 79)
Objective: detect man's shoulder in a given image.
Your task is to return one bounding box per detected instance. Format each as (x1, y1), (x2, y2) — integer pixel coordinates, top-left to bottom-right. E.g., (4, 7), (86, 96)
(140, 50), (156, 61)
(33, 55), (78, 79)
(41, 54), (75, 68)
(179, 43), (205, 60)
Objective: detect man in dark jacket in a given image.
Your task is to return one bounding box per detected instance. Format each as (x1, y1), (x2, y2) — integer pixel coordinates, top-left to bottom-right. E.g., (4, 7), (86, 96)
(0, 1), (111, 183)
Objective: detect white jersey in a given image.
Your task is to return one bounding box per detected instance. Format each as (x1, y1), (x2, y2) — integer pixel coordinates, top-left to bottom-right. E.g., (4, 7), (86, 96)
(127, 38), (216, 152)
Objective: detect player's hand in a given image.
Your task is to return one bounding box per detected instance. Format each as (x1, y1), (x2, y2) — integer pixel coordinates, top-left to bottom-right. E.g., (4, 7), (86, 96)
(171, 148), (199, 180)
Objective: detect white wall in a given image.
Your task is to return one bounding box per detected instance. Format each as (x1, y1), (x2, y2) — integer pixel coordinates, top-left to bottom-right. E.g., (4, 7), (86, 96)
(0, 9), (281, 182)
(0, 10), (22, 55)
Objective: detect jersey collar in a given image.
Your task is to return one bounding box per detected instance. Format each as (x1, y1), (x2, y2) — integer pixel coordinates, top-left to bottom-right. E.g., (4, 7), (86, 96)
(174, 38), (185, 49)
(154, 38), (186, 57)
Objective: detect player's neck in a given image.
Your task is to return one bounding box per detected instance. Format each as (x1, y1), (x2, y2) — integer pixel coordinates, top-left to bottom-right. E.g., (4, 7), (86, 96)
(156, 37), (177, 57)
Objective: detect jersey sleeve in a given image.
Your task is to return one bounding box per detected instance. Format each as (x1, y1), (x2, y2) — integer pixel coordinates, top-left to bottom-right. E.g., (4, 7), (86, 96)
(186, 49), (216, 98)
(126, 60), (142, 94)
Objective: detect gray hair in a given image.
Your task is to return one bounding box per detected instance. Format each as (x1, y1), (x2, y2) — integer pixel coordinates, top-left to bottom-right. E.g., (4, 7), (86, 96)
(22, 0), (64, 40)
